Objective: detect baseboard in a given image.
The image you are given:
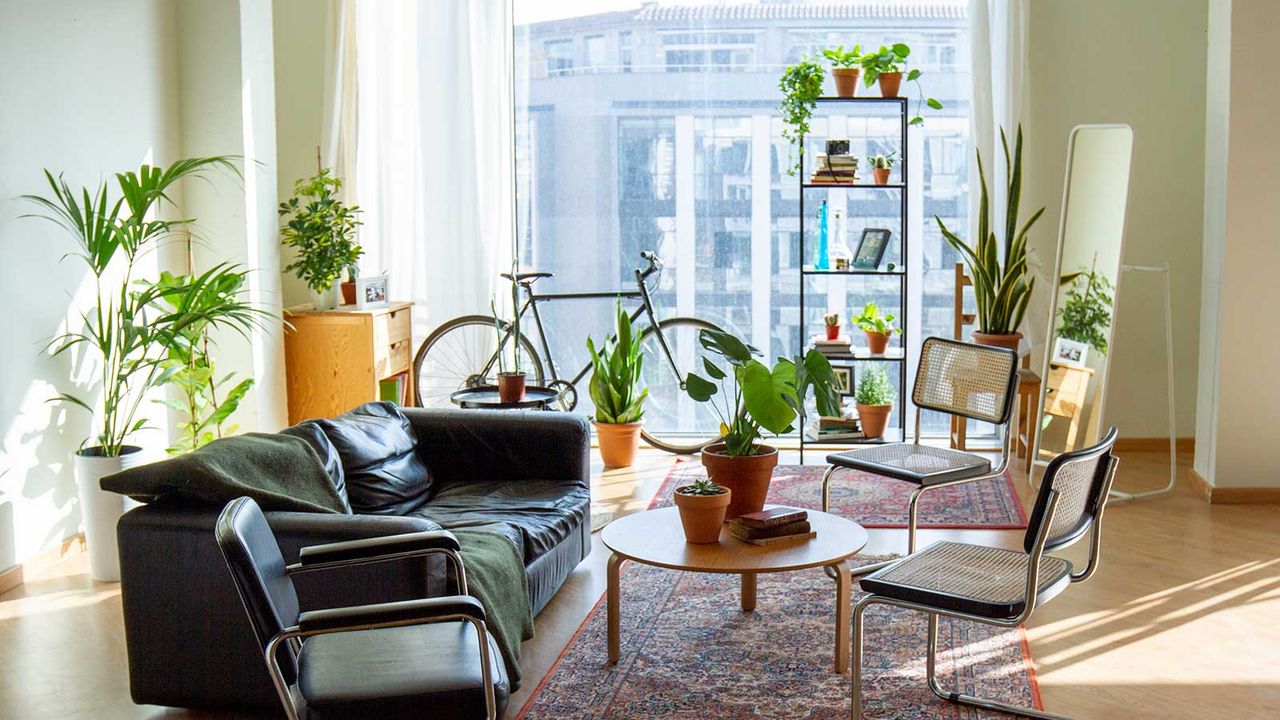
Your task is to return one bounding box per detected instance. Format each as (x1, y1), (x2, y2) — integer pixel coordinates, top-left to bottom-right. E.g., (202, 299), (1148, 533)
(0, 563), (23, 595)
(1189, 467), (1213, 501)
(1114, 437), (1195, 453)
(1188, 467), (1280, 504)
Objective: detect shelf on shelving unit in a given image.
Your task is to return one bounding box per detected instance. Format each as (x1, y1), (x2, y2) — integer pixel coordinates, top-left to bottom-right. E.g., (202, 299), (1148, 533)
(801, 182), (905, 190)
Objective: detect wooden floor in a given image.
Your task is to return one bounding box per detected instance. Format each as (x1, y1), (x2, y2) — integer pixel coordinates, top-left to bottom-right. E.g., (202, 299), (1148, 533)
(2, 446), (1277, 719)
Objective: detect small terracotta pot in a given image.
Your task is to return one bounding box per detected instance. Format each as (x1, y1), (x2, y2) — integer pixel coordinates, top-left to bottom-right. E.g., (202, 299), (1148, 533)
(857, 403), (893, 438)
(877, 71), (903, 98)
(340, 281), (356, 305)
(825, 324), (841, 341)
(673, 486), (731, 544)
(594, 420), (643, 468)
(971, 331), (1023, 353)
(865, 330), (890, 354)
(831, 68), (860, 98)
(497, 372), (526, 403)
(700, 443), (778, 518)
(873, 167), (892, 185)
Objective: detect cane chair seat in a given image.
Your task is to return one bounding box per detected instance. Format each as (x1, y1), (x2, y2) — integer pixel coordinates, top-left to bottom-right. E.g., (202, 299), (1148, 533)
(861, 541), (1072, 618)
(826, 443), (992, 485)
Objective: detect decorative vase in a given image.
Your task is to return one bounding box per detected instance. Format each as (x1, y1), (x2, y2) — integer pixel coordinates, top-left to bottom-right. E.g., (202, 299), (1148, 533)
(74, 445), (144, 582)
(310, 284), (339, 311)
(594, 420), (643, 468)
(971, 331), (1023, 353)
(673, 486), (731, 544)
(831, 68), (860, 98)
(497, 372), (527, 403)
(857, 403), (893, 439)
(865, 330), (890, 354)
(340, 281), (357, 306)
(825, 324), (841, 341)
(877, 71), (903, 98)
(873, 167), (892, 185)
(699, 443), (778, 518)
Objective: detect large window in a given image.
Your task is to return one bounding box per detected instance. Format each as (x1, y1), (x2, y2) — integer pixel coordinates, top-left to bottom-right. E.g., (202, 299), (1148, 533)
(515, 0), (971, 435)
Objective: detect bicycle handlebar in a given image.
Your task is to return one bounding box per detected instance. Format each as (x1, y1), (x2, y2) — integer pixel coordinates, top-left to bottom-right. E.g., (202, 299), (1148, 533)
(639, 250), (663, 277)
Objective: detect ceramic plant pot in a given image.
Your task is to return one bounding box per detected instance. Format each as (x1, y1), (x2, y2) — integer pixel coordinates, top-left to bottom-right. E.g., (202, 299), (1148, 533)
(497, 372), (527, 403)
(877, 71), (903, 98)
(699, 443), (779, 518)
(857, 403), (893, 439)
(340, 281), (357, 305)
(594, 420), (643, 468)
(865, 330), (890, 354)
(74, 445), (144, 582)
(831, 68), (860, 97)
(310, 284), (340, 311)
(825, 324), (841, 341)
(873, 167), (892, 185)
(673, 486), (731, 544)
(972, 331), (1023, 353)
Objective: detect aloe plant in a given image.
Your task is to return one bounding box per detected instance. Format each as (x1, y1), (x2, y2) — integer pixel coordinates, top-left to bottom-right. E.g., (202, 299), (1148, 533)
(677, 476), (727, 496)
(586, 302), (648, 424)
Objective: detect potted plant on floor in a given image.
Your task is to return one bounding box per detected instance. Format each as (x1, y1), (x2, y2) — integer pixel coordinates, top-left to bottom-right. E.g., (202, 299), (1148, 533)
(822, 45), (862, 97)
(587, 302), (649, 468)
(868, 152), (897, 185)
(778, 58), (826, 176)
(673, 476), (731, 544)
(823, 312), (842, 341)
(937, 125), (1045, 352)
(684, 329), (841, 517)
(279, 168), (363, 311)
(854, 366), (896, 439)
(853, 302), (897, 354)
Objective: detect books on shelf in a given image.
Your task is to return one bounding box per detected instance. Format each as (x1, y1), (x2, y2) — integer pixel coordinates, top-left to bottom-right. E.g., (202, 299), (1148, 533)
(812, 335), (852, 356)
(729, 507), (815, 545)
(379, 372), (409, 405)
(809, 155), (860, 185)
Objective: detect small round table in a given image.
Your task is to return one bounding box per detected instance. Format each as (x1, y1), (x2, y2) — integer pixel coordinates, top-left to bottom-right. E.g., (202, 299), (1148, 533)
(600, 506), (868, 673)
(449, 385), (559, 410)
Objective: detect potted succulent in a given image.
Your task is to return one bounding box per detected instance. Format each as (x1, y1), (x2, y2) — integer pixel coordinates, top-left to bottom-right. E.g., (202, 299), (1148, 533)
(854, 366), (896, 439)
(868, 152), (897, 185)
(823, 312), (842, 341)
(937, 125), (1045, 352)
(822, 45), (862, 97)
(853, 302), (897, 354)
(859, 43), (942, 125)
(673, 476), (731, 544)
(685, 329), (841, 517)
(340, 263), (359, 305)
(279, 168), (363, 311)
(586, 302), (649, 468)
(778, 58), (826, 176)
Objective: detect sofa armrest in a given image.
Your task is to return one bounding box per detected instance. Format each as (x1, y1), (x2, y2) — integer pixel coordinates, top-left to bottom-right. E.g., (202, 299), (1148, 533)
(402, 408), (590, 486)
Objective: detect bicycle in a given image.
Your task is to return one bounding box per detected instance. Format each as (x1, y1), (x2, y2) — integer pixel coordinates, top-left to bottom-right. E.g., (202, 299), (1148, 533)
(412, 251), (725, 453)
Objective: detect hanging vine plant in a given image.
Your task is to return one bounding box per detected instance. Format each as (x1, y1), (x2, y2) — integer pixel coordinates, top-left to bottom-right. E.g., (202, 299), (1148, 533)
(778, 59), (826, 176)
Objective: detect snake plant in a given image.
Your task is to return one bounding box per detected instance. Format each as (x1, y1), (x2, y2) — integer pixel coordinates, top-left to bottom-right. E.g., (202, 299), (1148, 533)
(586, 302), (648, 424)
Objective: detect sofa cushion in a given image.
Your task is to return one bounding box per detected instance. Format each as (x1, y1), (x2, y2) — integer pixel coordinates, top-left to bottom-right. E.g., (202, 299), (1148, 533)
(318, 402), (432, 515)
(413, 479), (589, 563)
(281, 421), (352, 513)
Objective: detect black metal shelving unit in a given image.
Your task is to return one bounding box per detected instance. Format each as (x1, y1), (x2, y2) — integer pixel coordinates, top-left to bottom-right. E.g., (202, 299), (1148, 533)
(798, 96), (909, 463)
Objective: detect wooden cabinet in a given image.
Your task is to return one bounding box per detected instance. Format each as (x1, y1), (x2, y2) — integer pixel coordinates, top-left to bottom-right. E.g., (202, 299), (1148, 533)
(283, 301), (415, 424)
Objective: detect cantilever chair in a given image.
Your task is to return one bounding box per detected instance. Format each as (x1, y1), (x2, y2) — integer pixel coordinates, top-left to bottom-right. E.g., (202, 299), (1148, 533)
(215, 497), (506, 720)
(823, 336), (1020, 576)
(852, 427), (1120, 720)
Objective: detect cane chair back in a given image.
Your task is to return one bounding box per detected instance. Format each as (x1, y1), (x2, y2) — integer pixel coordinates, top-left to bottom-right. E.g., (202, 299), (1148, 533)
(913, 337), (1019, 424)
(1024, 427), (1119, 554)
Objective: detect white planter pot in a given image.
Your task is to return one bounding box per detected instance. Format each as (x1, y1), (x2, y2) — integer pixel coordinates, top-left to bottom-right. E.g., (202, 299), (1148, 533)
(310, 284), (339, 311)
(74, 446), (143, 582)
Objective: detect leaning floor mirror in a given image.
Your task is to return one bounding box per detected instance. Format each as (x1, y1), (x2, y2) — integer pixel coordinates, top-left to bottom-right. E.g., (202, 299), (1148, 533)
(1031, 125), (1134, 483)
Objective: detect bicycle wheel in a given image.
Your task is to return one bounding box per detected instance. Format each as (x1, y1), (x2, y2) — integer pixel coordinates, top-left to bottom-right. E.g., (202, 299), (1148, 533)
(638, 317), (726, 454)
(413, 315), (545, 408)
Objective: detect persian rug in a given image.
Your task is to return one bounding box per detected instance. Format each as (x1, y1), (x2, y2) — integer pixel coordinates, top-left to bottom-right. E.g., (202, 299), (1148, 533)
(515, 558), (1044, 719)
(655, 462), (1027, 529)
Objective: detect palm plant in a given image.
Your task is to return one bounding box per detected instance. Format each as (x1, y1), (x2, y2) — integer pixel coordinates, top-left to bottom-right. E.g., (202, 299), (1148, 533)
(936, 126), (1046, 336)
(586, 302), (648, 424)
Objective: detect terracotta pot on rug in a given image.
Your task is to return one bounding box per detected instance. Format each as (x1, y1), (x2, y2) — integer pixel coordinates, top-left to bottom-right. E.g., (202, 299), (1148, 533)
(877, 71), (903, 98)
(971, 331), (1022, 353)
(594, 421), (643, 468)
(497, 372), (526, 403)
(872, 167), (892, 185)
(673, 486), (731, 544)
(825, 324), (841, 341)
(700, 443), (778, 518)
(865, 330), (890, 354)
(857, 403), (893, 439)
(831, 68), (860, 97)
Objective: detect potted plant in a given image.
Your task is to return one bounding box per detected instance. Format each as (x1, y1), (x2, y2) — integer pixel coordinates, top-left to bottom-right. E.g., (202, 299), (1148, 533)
(673, 476), (731, 544)
(854, 366), (896, 439)
(23, 156), (254, 581)
(685, 329), (841, 517)
(859, 43), (942, 125)
(937, 125), (1045, 352)
(340, 263), (359, 305)
(279, 168), (363, 311)
(823, 312), (842, 341)
(867, 152), (897, 185)
(586, 302), (649, 468)
(778, 58), (826, 176)
(494, 260), (527, 402)
(853, 302), (897, 354)
(822, 45), (861, 97)
(1057, 259), (1115, 357)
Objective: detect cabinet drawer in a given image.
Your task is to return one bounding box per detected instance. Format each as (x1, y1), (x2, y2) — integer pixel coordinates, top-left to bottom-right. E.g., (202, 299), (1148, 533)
(373, 305), (412, 349)
(376, 338), (413, 379)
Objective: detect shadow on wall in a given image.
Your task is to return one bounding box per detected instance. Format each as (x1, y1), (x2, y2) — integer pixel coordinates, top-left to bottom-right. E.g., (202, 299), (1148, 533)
(1, 494), (14, 571)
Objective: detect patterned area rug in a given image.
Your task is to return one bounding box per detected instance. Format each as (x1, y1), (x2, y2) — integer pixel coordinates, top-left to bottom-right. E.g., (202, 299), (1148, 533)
(657, 462), (1027, 529)
(515, 558), (1043, 719)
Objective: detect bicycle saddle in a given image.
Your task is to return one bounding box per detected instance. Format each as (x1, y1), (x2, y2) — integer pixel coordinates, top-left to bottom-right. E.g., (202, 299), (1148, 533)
(501, 270), (554, 285)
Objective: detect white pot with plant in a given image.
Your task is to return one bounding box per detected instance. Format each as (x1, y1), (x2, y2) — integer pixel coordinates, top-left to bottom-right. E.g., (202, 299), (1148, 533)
(279, 168), (363, 311)
(854, 366), (896, 439)
(24, 156), (264, 581)
(853, 302), (896, 354)
(587, 303), (648, 468)
(868, 152), (897, 185)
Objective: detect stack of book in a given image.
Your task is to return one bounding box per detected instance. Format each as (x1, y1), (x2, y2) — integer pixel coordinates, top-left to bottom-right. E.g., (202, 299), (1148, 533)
(728, 507), (815, 545)
(807, 414), (865, 442)
(809, 154), (859, 185)
(812, 334), (852, 357)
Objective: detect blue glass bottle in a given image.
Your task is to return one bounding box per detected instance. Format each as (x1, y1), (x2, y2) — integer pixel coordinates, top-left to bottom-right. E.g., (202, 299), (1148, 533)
(816, 199), (829, 270)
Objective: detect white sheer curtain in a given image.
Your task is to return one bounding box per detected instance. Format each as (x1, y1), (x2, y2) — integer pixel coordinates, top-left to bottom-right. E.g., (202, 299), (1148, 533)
(352, 0), (514, 339)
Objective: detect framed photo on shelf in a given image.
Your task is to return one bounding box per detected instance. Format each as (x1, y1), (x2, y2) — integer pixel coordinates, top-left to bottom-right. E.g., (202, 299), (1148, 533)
(356, 274), (390, 309)
(833, 365), (855, 396)
(853, 228), (892, 269)
(1052, 337), (1089, 368)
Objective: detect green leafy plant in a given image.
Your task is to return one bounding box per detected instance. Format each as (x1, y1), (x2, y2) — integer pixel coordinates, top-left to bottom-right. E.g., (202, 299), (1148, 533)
(684, 329), (841, 457)
(936, 125), (1045, 335)
(778, 59), (827, 176)
(853, 302), (897, 336)
(1057, 263), (1114, 355)
(586, 302), (648, 424)
(823, 312), (840, 328)
(676, 476), (727, 496)
(867, 152), (898, 169)
(493, 259), (525, 376)
(854, 366), (896, 406)
(22, 156), (248, 456)
(822, 44), (862, 68)
(859, 43), (941, 125)
(279, 168), (363, 294)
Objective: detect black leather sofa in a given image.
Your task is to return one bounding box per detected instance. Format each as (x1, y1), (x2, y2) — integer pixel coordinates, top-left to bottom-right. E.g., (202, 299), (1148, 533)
(115, 406), (591, 711)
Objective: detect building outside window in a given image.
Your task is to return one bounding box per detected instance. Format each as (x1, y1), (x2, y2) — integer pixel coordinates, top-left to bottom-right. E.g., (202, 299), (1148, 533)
(619, 30), (633, 72)
(583, 34), (606, 72)
(544, 38), (574, 76)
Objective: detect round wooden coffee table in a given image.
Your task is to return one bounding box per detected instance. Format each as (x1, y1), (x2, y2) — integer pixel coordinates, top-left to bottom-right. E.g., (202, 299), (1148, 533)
(600, 506), (869, 672)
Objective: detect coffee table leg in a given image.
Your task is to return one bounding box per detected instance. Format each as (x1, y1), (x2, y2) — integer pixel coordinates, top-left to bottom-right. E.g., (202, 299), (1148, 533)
(833, 560), (852, 673)
(740, 572), (757, 612)
(607, 553), (622, 664)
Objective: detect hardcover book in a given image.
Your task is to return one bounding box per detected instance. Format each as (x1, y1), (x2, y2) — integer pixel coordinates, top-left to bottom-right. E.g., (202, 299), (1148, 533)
(737, 506), (808, 529)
